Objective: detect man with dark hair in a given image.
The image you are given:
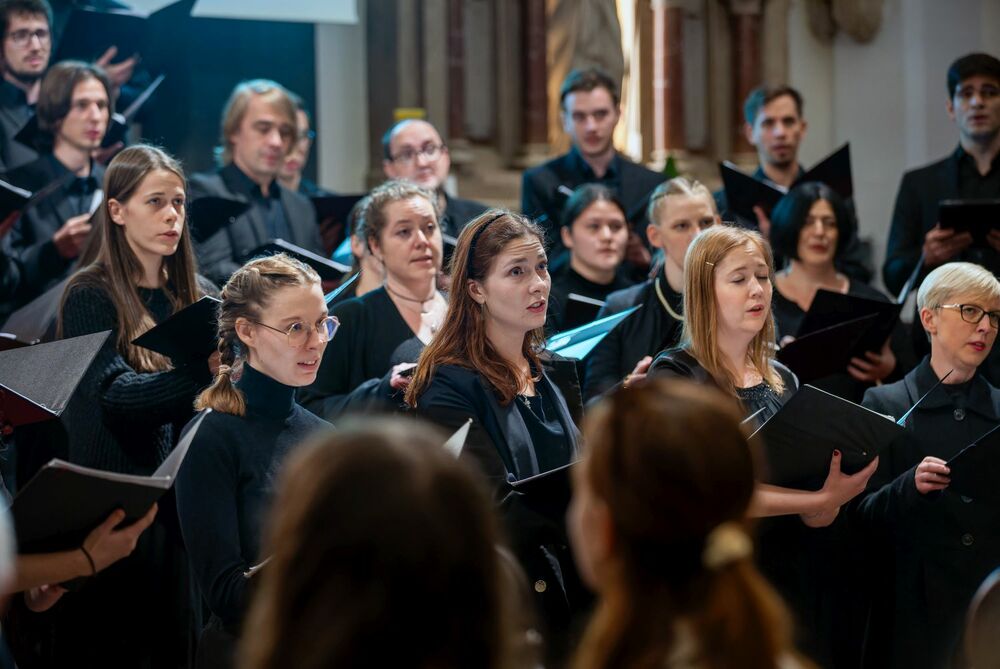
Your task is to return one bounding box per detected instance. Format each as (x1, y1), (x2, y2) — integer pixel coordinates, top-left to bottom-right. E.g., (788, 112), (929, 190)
(381, 118), (487, 239)
(189, 79), (323, 286)
(2, 60), (108, 311)
(718, 83), (871, 282)
(741, 84), (808, 193)
(520, 67), (664, 266)
(0, 0), (51, 171)
(883, 52), (1000, 295)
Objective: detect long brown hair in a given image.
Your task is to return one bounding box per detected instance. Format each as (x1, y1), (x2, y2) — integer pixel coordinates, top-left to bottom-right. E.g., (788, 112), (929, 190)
(573, 378), (802, 669)
(681, 225), (782, 396)
(195, 253), (320, 416)
(239, 419), (514, 669)
(405, 210), (546, 407)
(58, 145), (200, 372)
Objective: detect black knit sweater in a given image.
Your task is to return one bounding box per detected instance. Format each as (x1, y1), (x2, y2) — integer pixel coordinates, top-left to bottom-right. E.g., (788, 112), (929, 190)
(58, 278), (216, 474)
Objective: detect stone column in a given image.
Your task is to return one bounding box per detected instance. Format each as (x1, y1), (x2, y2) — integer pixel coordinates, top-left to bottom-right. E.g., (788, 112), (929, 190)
(652, 0), (687, 161)
(520, 0), (549, 163)
(726, 0), (762, 153)
(446, 0), (466, 145)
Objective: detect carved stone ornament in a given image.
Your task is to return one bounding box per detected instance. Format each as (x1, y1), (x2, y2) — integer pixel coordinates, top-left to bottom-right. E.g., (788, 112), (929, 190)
(804, 0), (884, 43)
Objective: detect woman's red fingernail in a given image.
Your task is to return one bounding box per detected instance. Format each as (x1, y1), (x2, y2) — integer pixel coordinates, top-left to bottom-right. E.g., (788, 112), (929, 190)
(834, 449), (841, 457)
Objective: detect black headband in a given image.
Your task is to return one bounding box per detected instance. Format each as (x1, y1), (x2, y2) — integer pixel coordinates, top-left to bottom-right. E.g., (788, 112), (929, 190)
(466, 212), (507, 273)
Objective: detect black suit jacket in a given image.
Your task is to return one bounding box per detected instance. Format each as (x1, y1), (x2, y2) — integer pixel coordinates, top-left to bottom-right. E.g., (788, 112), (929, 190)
(189, 168), (322, 286)
(3, 155), (103, 305)
(0, 81), (38, 173)
(521, 148), (664, 247)
(883, 146), (1000, 295)
(441, 193), (489, 239)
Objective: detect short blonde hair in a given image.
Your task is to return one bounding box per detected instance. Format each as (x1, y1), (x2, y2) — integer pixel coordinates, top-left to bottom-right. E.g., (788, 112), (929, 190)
(917, 262), (1000, 311)
(682, 225), (782, 396)
(646, 176), (717, 227)
(216, 79), (297, 166)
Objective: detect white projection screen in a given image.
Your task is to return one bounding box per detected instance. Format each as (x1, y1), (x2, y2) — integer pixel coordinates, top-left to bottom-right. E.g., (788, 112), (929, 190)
(185, 0), (358, 24)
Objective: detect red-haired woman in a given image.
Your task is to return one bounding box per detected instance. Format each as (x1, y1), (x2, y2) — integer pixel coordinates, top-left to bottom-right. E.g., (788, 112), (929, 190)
(406, 210), (587, 663)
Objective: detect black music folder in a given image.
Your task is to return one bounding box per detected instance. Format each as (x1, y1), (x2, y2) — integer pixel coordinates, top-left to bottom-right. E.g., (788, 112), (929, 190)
(938, 199), (1000, 247)
(947, 423), (1000, 505)
(510, 461), (576, 514)
(0, 331), (109, 429)
(10, 409), (210, 553)
(249, 239), (350, 282)
(310, 194), (366, 224)
(797, 289), (903, 355)
(751, 384), (903, 489)
(0, 178), (31, 222)
(777, 313), (879, 383)
(131, 295), (220, 362)
(721, 144), (853, 223)
(187, 196), (250, 243)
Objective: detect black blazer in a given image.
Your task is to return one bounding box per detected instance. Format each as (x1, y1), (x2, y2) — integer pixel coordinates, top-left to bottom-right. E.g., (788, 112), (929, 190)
(3, 155), (105, 303)
(520, 148), (664, 244)
(856, 358), (1000, 669)
(441, 194), (489, 239)
(584, 275), (683, 403)
(188, 169), (323, 285)
(413, 361), (587, 656)
(883, 146), (1000, 295)
(0, 81), (37, 173)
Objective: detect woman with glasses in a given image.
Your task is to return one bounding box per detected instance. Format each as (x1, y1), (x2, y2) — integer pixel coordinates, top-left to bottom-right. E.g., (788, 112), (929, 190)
(300, 179), (446, 419)
(176, 253), (333, 668)
(583, 176), (718, 402)
(856, 262), (1000, 669)
(50, 145), (217, 667)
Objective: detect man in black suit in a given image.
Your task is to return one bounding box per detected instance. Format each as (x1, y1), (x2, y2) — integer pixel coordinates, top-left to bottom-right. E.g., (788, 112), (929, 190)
(0, 0), (51, 172)
(883, 52), (1000, 296)
(3, 60), (109, 314)
(189, 79), (323, 286)
(381, 118), (488, 239)
(520, 68), (663, 270)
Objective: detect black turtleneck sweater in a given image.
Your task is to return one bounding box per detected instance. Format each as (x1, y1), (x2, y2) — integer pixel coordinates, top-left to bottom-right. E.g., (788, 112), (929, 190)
(175, 363), (330, 632)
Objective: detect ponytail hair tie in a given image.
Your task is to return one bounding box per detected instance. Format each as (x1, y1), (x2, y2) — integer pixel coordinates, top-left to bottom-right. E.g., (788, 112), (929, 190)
(218, 365), (233, 377)
(702, 521), (752, 570)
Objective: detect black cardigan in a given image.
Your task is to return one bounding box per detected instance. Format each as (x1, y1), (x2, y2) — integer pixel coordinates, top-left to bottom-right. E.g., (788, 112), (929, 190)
(58, 276), (216, 474)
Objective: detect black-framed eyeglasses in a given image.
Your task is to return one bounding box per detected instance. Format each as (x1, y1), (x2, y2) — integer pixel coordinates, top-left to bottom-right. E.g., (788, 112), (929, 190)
(6, 28), (49, 46)
(390, 143), (446, 165)
(938, 304), (1000, 329)
(251, 316), (340, 347)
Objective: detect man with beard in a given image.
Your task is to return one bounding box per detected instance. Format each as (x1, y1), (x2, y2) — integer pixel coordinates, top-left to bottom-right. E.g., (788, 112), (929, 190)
(520, 67), (663, 272)
(189, 79), (322, 286)
(0, 0), (50, 171)
(381, 118), (488, 239)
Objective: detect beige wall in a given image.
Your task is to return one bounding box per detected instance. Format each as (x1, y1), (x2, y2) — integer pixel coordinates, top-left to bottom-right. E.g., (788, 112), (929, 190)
(787, 0), (999, 289)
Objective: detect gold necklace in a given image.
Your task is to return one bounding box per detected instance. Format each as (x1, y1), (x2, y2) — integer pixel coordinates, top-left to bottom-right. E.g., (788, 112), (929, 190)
(654, 278), (683, 321)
